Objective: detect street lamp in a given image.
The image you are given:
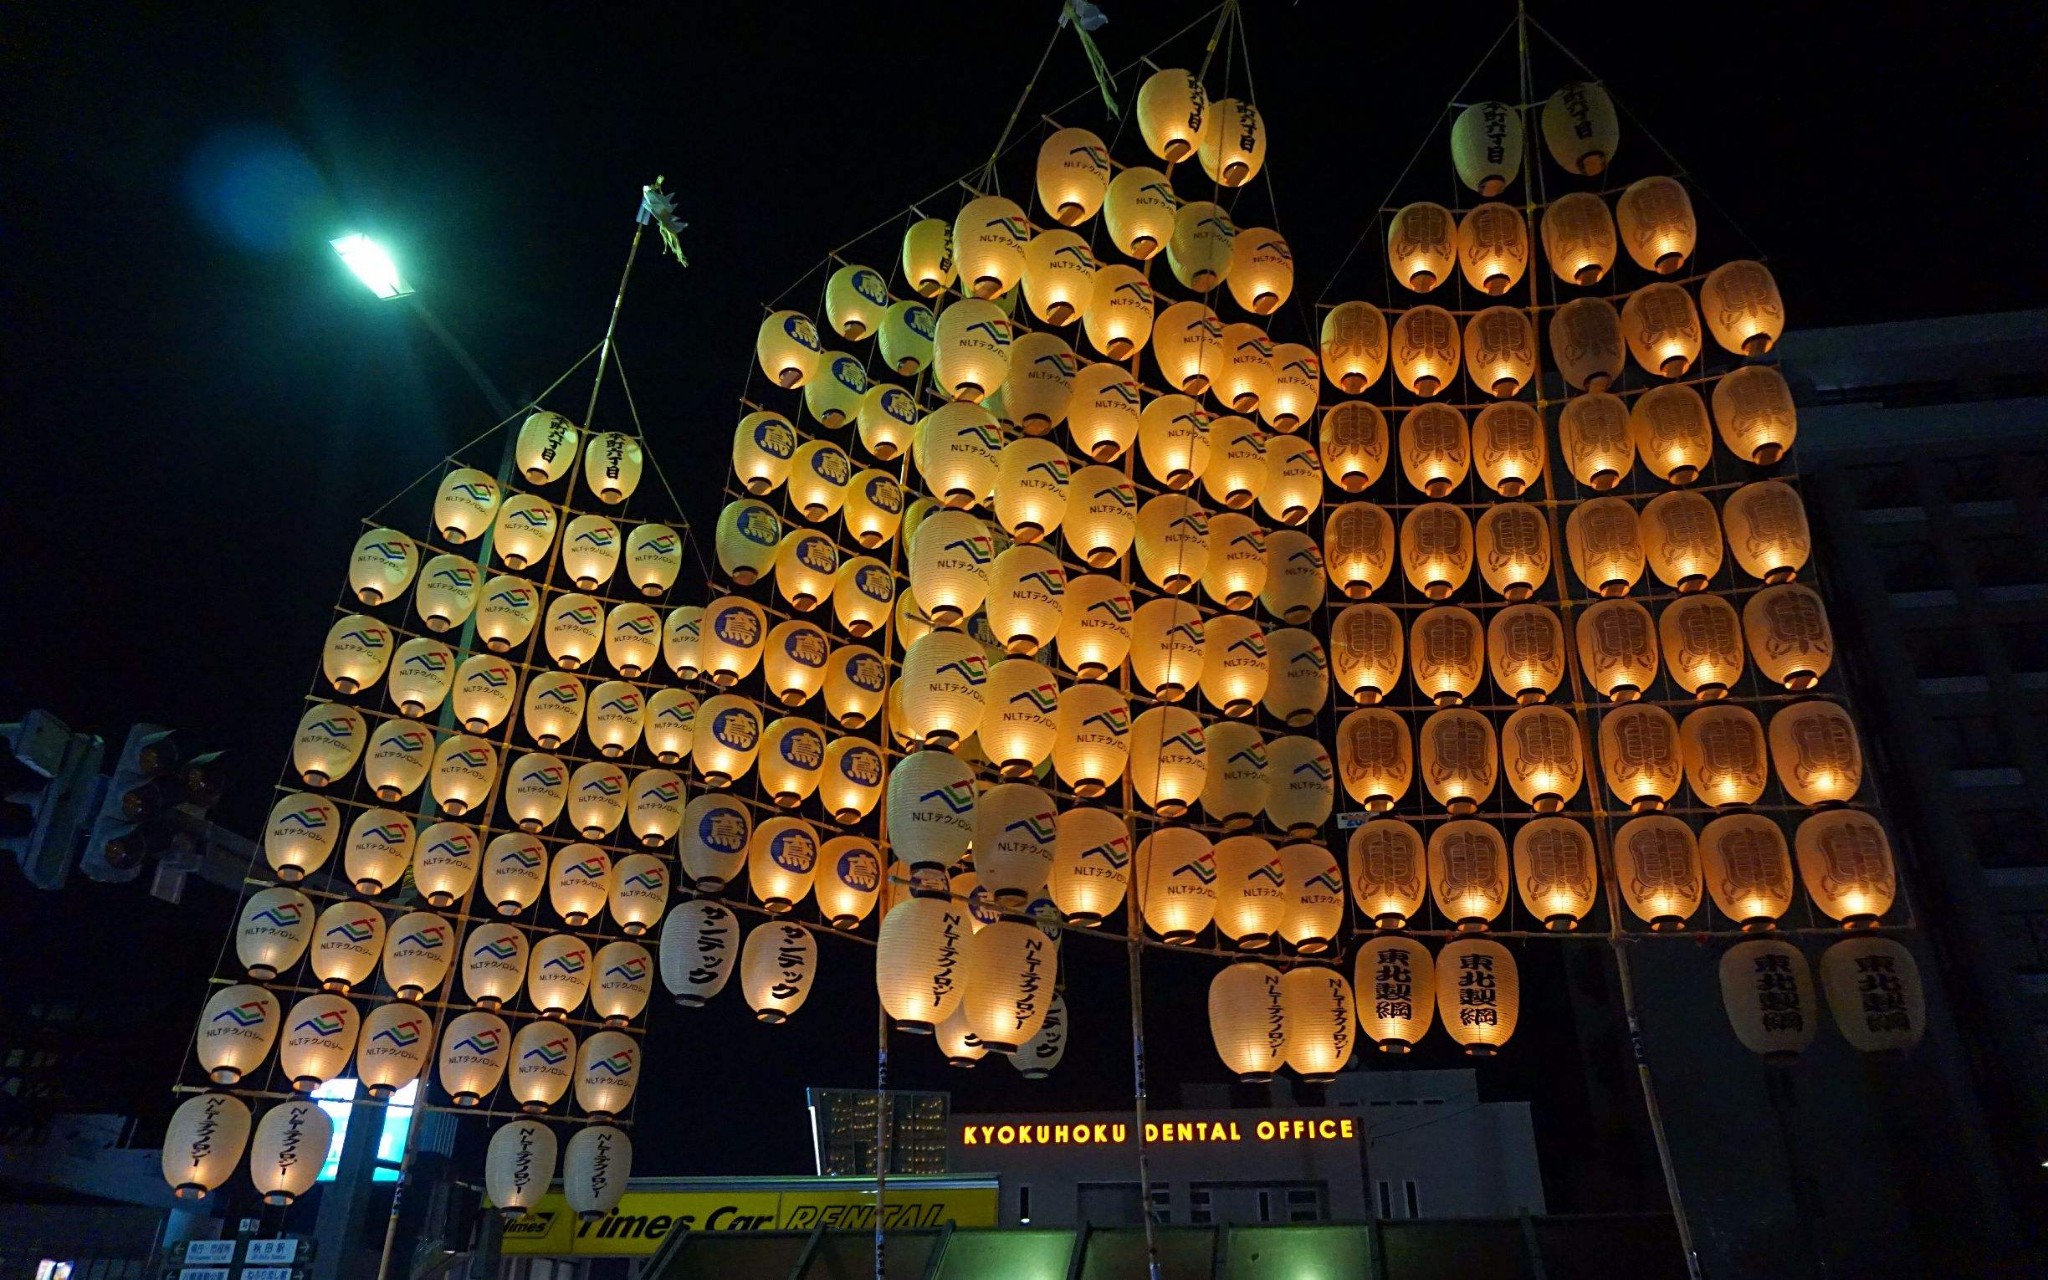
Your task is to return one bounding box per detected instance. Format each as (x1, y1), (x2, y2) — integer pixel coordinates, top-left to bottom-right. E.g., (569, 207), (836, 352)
(330, 234), (412, 299)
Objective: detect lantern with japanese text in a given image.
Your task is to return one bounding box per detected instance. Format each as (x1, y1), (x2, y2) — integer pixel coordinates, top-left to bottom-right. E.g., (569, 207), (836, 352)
(1614, 815), (1702, 929)
(1357, 937), (1434, 1053)
(1436, 938), (1519, 1055)
(1349, 820), (1427, 930)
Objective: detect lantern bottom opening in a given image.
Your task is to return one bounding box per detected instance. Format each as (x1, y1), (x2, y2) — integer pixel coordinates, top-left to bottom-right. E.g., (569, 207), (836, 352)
(1424, 582), (1453, 600)
(1454, 917), (1489, 933)
(1233, 932), (1274, 952)
(1739, 917), (1779, 932)
(729, 569), (760, 587)
(1543, 914), (1580, 932)
(1373, 913), (1409, 931)
(1841, 913), (1882, 930)
(427, 891), (456, 908)
(1019, 1066), (1052, 1079)
(1783, 671), (1819, 691)
(1236, 1070), (1275, 1084)
(1432, 691), (1465, 708)
(1297, 1070), (1336, 1085)
(1587, 469), (1620, 491)
(1292, 935), (1333, 955)
(1515, 689), (1547, 706)
(1377, 1039), (1413, 1055)
(1608, 685), (1641, 703)
(772, 791), (806, 809)
(829, 914), (862, 930)
(1160, 929), (1198, 945)
(701, 771), (733, 789)
(1003, 635), (1043, 656)
(1666, 464), (1699, 485)
(946, 1056), (981, 1069)
(1065, 911), (1104, 928)
(756, 1010), (788, 1025)
(1010, 522), (1045, 544)
(998, 759), (1037, 779)
(290, 1076), (321, 1094)
(896, 1019), (936, 1035)
(1628, 796), (1667, 814)
(321, 978), (354, 993)
(475, 996), (503, 1011)
(761, 897), (795, 915)
(1463, 1044), (1498, 1058)
(1754, 443), (1785, 466)
(1534, 795), (1564, 814)
(675, 994), (709, 1008)
(1649, 916), (1688, 932)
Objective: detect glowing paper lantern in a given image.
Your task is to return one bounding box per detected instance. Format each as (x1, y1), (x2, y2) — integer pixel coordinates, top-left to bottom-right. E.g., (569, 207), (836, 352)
(542, 596), (603, 672)
(1137, 67), (1208, 160)
(1136, 494), (1210, 594)
(1082, 264), (1155, 359)
(197, 984), (280, 1084)
(1642, 490), (1724, 593)
(1719, 939), (1817, 1060)
(1037, 126), (1111, 225)
(1617, 176), (1697, 274)
(349, 528), (419, 605)
(1744, 585), (1834, 690)
(1331, 604), (1402, 703)
(1488, 603), (1567, 705)
(1129, 706), (1206, 818)
(1631, 383), (1714, 485)
(625, 770), (686, 847)
(832, 556), (895, 639)
(773, 529), (839, 613)
(1724, 481), (1812, 584)
(1281, 964), (1355, 1082)
(1514, 818), (1598, 930)
(1167, 203), (1236, 292)
(909, 509), (995, 625)
(1198, 97), (1267, 187)
(1559, 391), (1633, 489)
(1821, 937), (1925, 1053)
(1614, 815), (1702, 928)
(355, 1003), (432, 1097)
(343, 808), (414, 895)
(1011, 991), (1068, 1077)
(1349, 820), (1426, 929)
(1228, 227), (1294, 315)
(547, 844), (610, 928)
(817, 837), (883, 929)
(1622, 283), (1703, 380)
(1262, 345), (1319, 434)
(1451, 100), (1523, 195)
(1202, 721), (1269, 829)
(900, 628), (989, 748)
(482, 833), (546, 917)
(1068, 364), (1142, 461)
(1209, 962), (1287, 1082)
(756, 310), (822, 388)
(1770, 701), (1863, 806)
(1410, 605), (1484, 706)
(1357, 937), (1434, 1052)
(765, 621), (831, 706)
(953, 194), (1028, 299)
(1204, 512), (1268, 609)
(693, 693), (763, 787)
(564, 758), (628, 837)
(844, 470), (906, 551)
(1702, 259), (1786, 356)
(1264, 735), (1335, 837)
(529, 934), (593, 1018)
(903, 218), (957, 298)
(1053, 682), (1130, 798)
(322, 614), (392, 694)
(987, 544), (1067, 654)
(461, 923), (529, 1010)
(1566, 497), (1645, 597)
(477, 579), (538, 654)
(1258, 435), (1320, 525)
(1541, 190), (1618, 284)
(1021, 229), (1097, 329)
(997, 331), (1078, 436)
(582, 432), (643, 505)
(936, 1004), (987, 1066)
(279, 994), (359, 1091)
(1337, 709), (1411, 813)
(1139, 391), (1213, 489)
(1049, 806), (1131, 925)
(1400, 403), (1469, 497)
(1429, 820), (1508, 929)
(1280, 844), (1345, 954)
(1701, 813), (1795, 929)
(858, 385), (920, 463)
(1401, 504), (1474, 601)
(1577, 599), (1659, 701)
(264, 792), (340, 882)
(885, 750), (977, 875)
(819, 738), (885, 825)
(1218, 322), (1276, 414)
(1263, 628), (1328, 727)
(1712, 365), (1799, 464)
(1262, 529), (1324, 624)
(163, 1093), (251, 1200)
(1104, 167), (1180, 261)
(1388, 202), (1455, 292)
(413, 821), (480, 908)
(487, 1119), (559, 1213)
(1471, 402), (1545, 495)
(1457, 205), (1529, 296)
(748, 816), (820, 913)
(1138, 826), (1217, 943)
(1661, 594), (1746, 699)
(1437, 937), (1519, 1055)
(292, 702), (366, 787)
(1320, 402), (1388, 494)
(1130, 598), (1205, 702)
(450, 654), (516, 734)
(1502, 704), (1584, 812)
(981, 660), (1061, 777)
(715, 499), (782, 585)
(562, 515), (622, 590)
(877, 896), (971, 1033)
(932, 298), (1014, 404)
(963, 919), (1059, 1053)
(1420, 709), (1498, 814)
(1797, 810), (1897, 926)
(824, 644), (888, 729)
(1474, 503), (1552, 611)
(1551, 297), (1624, 394)
(741, 922), (818, 1023)
(1600, 703), (1683, 811)
(564, 1126), (633, 1221)
(825, 262), (890, 341)
(663, 606), (704, 680)
(438, 1011), (510, 1106)
(660, 900), (739, 1005)
(515, 410), (578, 484)
(237, 887), (313, 979)
(1056, 573), (1133, 679)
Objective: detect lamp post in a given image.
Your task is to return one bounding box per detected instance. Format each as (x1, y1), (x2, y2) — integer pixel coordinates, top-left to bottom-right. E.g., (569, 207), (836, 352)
(330, 233), (515, 420)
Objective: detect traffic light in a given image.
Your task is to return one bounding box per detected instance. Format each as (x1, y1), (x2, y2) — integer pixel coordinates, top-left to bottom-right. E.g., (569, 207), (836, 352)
(81, 723), (180, 883)
(1, 711), (106, 891)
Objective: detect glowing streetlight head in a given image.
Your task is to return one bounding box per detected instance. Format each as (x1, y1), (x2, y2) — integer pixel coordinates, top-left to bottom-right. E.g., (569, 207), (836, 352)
(331, 234), (411, 299)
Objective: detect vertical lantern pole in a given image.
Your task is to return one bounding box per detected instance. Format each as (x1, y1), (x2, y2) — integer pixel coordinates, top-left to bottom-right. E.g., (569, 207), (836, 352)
(1514, 7), (1702, 1278)
(585, 180), (657, 429)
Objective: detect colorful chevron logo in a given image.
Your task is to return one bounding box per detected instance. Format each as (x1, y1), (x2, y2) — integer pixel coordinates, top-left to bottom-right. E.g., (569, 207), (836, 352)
(572, 527), (616, 549)
(1237, 337), (1275, 358)
(921, 783), (977, 815)
(1230, 745), (1269, 770)
(396, 925), (448, 950)
(473, 937), (521, 961)
(578, 776), (622, 800)
(1095, 482), (1136, 507)
(362, 822), (409, 845)
(615, 616), (657, 637)
(943, 535), (996, 565)
(1010, 683), (1060, 714)
(505, 507), (552, 529)
(588, 1050), (635, 1078)
(307, 717), (355, 739)
(213, 1001), (270, 1028)
(1249, 858), (1285, 886)
(1113, 280), (1153, 303)
(277, 807), (329, 831)
(1307, 867), (1344, 894)
(294, 1012), (348, 1037)
(535, 686), (580, 706)
(622, 869), (665, 892)
(1025, 459), (1070, 484)
(447, 748), (491, 769)
(1007, 815), (1058, 843)
(1176, 851), (1218, 884)
(641, 778), (682, 804)
(957, 422), (1005, 450)
(1053, 243), (1096, 268)
(599, 693), (642, 715)
(497, 846), (543, 871)
(470, 667), (511, 689)
(1090, 595), (1133, 622)
(429, 565), (477, 587)
(964, 320), (1013, 347)
(560, 604), (601, 627)
(1232, 531), (1267, 553)
(523, 1038), (571, 1066)
(338, 627), (386, 649)
(326, 917), (378, 944)
(1228, 634), (1269, 659)
(1163, 727), (1207, 754)
(250, 904), (304, 929)
(564, 856), (609, 880)
(1019, 568), (1067, 596)
(935, 656), (989, 685)
(452, 1028), (503, 1055)
(655, 702), (694, 726)
(1085, 836), (1131, 869)
(605, 956), (650, 982)
(543, 951), (587, 975)
(1169, 513), (1209, 536)
(1165, 621), (1204, 645)
(401, 650), (450, 672)
(373, 1019), (425, 1048)
(1082, 707), (1130, 734)
(362, 540), (410, 564)
(1036, 352), (1080, 378)
(1296, 757), (1334, 782)
(425, 835), (473, 860)
(521, 764), (566, 787)
(639, 531), (680, 555)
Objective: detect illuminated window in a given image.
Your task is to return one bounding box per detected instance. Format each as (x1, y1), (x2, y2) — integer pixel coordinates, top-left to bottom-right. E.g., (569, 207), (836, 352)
(314, 1077), (415, 1183)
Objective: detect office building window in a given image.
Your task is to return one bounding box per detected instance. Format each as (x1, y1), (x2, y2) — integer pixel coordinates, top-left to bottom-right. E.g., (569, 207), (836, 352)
(1929, 714), (2012, 770)
(1845, 462), (1917, 512)
(1405, 1181), (1421, 1219)
(1934, 456), (2006, 505)
(1968, 535), (2041, 589)
(1963, 806), (2048, 869)
(1377, 1181), (1394, 1219)
(1017, 1184), (1030, 1225)
(1286, 1187), (1325, 1223)
(1189, 1187), (1213, 1226)
(1874, 540), (1947, 594)
(1150, 1186), (1171, 1225)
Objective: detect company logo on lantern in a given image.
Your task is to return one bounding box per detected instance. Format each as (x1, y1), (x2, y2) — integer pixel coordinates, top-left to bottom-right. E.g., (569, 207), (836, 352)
(578, 776), (622, 800)
(326, 918), (378, 943)
(532, 684), (577, 708)
(306, 717), (356, 740)
(497, 846), (543, 870)
(598, 694), (641, 715)
(1228, 635), (1269, 659)
(523, 1038), (571, 1066)
(362, 541), (410, 564)
(294, 1012), (349, 1037)
(1249, 859), (1285, 886)
(520, 764), (566, 786)
(213, 1001), (270, 1028)
(1018, 569), (1067, 595)
(470, 668), (511, 689)
(396, 925), (448, 950)
(1165, 621), (1204, 646)
(1082, 707), (1130, 734)
(337, 627), (387, 649)
(572, 528), (616, 549)
(401, 650), (451, 672)
(934, 656), (989, 685)
(559, 605), (601, 627)
(615, 616), (657, 637)
(249, 904), (305, 929)
(504, 507), (552, 529)
(1089, 596), (1133, 622)
(1010, 684), (1060, 713)
(921, 783), (977, 815)
(447, 748), (492, 770)
(622, 869), (665, 892)
(1306, 866), (1344, 894)
(425, 836), (473, 860)
(639, 532), (680, 554)
(1176, 851), (1219, 884)
(428, 566), (477, 587)
(654, 703), (693, 725)
(1084, 837), (1132, 869)
(542, 951), (588, 975)
(641, 778), (682, 804)
(588, 1050), (636, 1078)
(1230, 746), (1269, 770)
(564, 856), (608, 880)
(1094, 482), (1137, 508)
(362, 823), (409, 845)
(605, 957), (650, 982)
(1163, 727), (1206, 754)
(1295, 757), (1334, 782)
(452, 1028), (504, 1055)
(1006, 815), (1058, 843)
(373, 1020), (425, 1048)
(277, 807), (330, 831)
(473, 937), (521, 962)
(384, 729), (430, 755)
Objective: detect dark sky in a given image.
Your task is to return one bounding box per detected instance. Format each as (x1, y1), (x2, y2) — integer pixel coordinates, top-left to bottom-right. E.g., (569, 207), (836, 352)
(5, 0), (2044, 1191)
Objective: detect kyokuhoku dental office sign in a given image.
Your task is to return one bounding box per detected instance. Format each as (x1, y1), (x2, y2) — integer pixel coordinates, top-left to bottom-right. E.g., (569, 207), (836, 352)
(957, 1111), (1361, 1149)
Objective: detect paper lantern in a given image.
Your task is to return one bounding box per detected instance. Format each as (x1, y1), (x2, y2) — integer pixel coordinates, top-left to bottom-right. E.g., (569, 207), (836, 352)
(1700, 813), (1794, 929)
(1209, 962), (1287, 1082)
(741, 921), (819, 1024)
(1429, 820), (1509, 929)
(514, 410), (578, 484)
(1129, 706), (1206, 818)
(1263, 628), (1328, 727)
(1421, 708), (1497, 814)
(476, 577), (539, 655)
(832, 556), (895, 639)
(998, 331), (1078, 435)
(1711, 364), (1798, 465)
(163, 1093), (251, 1200)
(1262, 345), (1320, 434)
(1261, 529), (1324, 624)
(814, 836), (883, 929)
(981, 660), (1061, 777)
(909, 509), (995, 625)
(662, 605), (703, 681)
(715, 499), (782, 585)
(877, 896), (971, 1032)
(1797, 810), (1897, 926)
(1631, 383), (1714, 484)
(822, 263), (890, 342)
(1401, 504), (1474, 601)
(843, 470), (905, 551)
(764, 621), (830, 706)
(487, 1119), (558, 1214)
(1399, 403), (1469, 498)
(1082, 264), (1155, 359)
(349, 527), (419, 605)
(1200, 512), (1266, 609)
(1558, 391), (1633, 489)
(819, 738), (885, 824)
(343, 808), (415, 895)
(1437, 937), (1519, 1055)
(481, 833), (545, 918)
(415, 555), (481, 633)
(987, 544), (1067, 655)
(1640, 491), (1723, 594)
(789, 438), (854, 518)
(749, 816), (820, 913)
(756, 310), (821, 388)
(693, 693), (762, 787)
(1316, 403), (1386, 496)
(1198, 96), (1266, 186)
(1822, 936), (1926, 1053)
(774, 529), (839, 612)
(1513, 817), (1598, 931)
(953, 194), (1028, 298)
(1330, 604), (1402, 703)
(1130, 598), (1205, 701)
(1745, 584), (1834, 690)
(1011, 990), (1068, 1076)
(508, 1022), (579, 1111)
(1475, 502), (1549, 601)
(1167, 204), (1236, 292)
(1410, 606), (1484, 706)
(1265, 735), (1335, 837)
(1280, 964), (1355, 1082)
(852, 389), (915, 468)
(1036, 126), (1111, 225)
(1356, 937), (1434, 1053)
(694, 596), (760, 687)
(500, 754), (564, 834)
(322, 614), (393, 694)
(1136, 67), (1208, 159)
(1623, 283), (1703, 380)
(263, 792), (340, 882)
(1541, 190), (1618, 286)
(362, 719), (432, 801)
(1054, 574), (1132, 679)
(1567, 496), (1645, 597)
(598, 605), (661, 682)
(625, 770), (686, 848)
(1600, 703), (1683, 812)
(1228, 227), (1294, 314)
(989, 439), (1073, 547)
(1502, 704), (1584, 812)
(1472, 401), (1545, 494)
(1388, 202), (1455, 292)
(1337, 709), (1412, 813)
(1052, 682), (1130, 798)
(1200, 721), (1268, 831)
(563, 1125), (633, 1222)
(1548, 299), (1624, 397)
(1279, 844), (1345, 954)
(903, 218), (957, 298)
(885, 750), (977, 874)
(660, 900), (739, 1005)
(900, 628), (989, 747)
(541, 595), (602, 672)
(1770, 701), (1863, 806)
(1021, 231), (1098, 331)
(461, 923), (529, 1011)
(1314, 307), (1390, 402)
(279, 994), (359, 1091)
(1452, 100), (1523, 194)
(290, 700), (366, 790)
(385, 639), (454, 718)
(1218, 322), (1276, 414)
(1661, 594), (1746, 699)
(936, 1004), (987, 1066)
(1349, 819), (1427, 932)
(449, 654), (515, 734)
(1488, 604), (1566, 704)
(1257, 434), (1319, 526)
(1048, 806), (1130, 925)
(564, 757), (627, 837)
(933, 297), (1014, 402)
(582, 431), (643, 505)
(1136, 494), (1210, 594)
(1540, 80), (1620, 174)
(1138, 392), (1212, 489)
(1702, 259), (1786, 356)
(963, 919), (1059, 1053)
(1617, 176), (1696, 273)
(1104, 166), (1180, 261)
(1724, 481), (1811, 584)
(1068, 364), (1142, 460)
(1138, 826), (1217, 943)
(824, 644), (888, 729)
(561, 515), (621, 590)
(1718, 939), (1817, 1060)
(1457, 205), (1529, 297)
(1576, 599), (1659, 701)
(434, 1010), (510, 1107)
(546, 844), (610, 928)
(197, 984), (280, 1084)
(1614, 814), (1702, 929)
(355, 1003), (432, 1098)
(529, 933), (594, 1020)
(236, 888), (311, 978)
(413, 821), (480, 908)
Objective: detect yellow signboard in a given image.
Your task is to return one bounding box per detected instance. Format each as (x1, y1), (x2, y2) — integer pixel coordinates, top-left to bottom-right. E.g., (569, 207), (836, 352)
(501, 1185), (998, 1256)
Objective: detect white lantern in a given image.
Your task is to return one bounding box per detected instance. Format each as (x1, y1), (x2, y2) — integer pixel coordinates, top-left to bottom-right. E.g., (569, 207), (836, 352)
(981, 659), (1061, 777)
(1130, 597), (1204, 701)
(909, 510), (995, 625)
(438, 1011), (510, 1106)
(582, 431), (643, 505)
(413, 821), (481, 908)
(1200, 614), (1269, 717)
(343, 808), (415, 894)
(389, 638), (456, 716)
(963, 919), (1059, 1053)
(818, 836), (884, 928)
(263, 792), (340, 882)
(1350, 820), (1427, 930)
(561, 515), (622, 591)
(1228, 227), (1294, 315)
(886, 750), (977, 875)
(163, 1093), (251, 1200)
(355, 1002), (433, 1098)
(1282, 964), (1356, 1082)
(564, 1126), (633, 1221)
(1138, 393), (1214, 490)
(383, 909), (455, 999)
(528, 934), (593, 1018)
(660, 899), (739, 1006)
(932, 297), (1014, 402)
(749, 816), (820, 913)
(759, 717), (827, 808)
(1209, 963), (1287, 1082)
(196, 984), (280, 1084)
(1204, 512), (1268, 609)
(279, 993), (359, 1092)
(1082, 264), (1155, 359)
(322, 614), (393, 694)
(741, 922), (819, 1024)
(1036, 126), (1112, 224)
(1260, 529), (1324, 624)
(1063, 465), (1137, 567)
(1136, 494), (1210, 594)
(310, 899), (386, 992)
(461, 922), (529, 1010)
(1264, 735), (1335, 837)
(237, 886), (313, 980)
(693, 694), (763, 788)
(1130, 707), (1207, 818)
(292, 702), (366, 787)
(349, 528), (419, 605)
(487, 1119), (559, 1215)
(972, 782), (1058, 906)
(877, 896), (972, 1033)
(1056, 573), (1133, 679)
(987, 544), (1067, 655)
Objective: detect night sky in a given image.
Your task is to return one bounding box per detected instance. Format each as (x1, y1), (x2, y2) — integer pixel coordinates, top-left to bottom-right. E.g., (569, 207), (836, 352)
(5, 0), (2044, 1194)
